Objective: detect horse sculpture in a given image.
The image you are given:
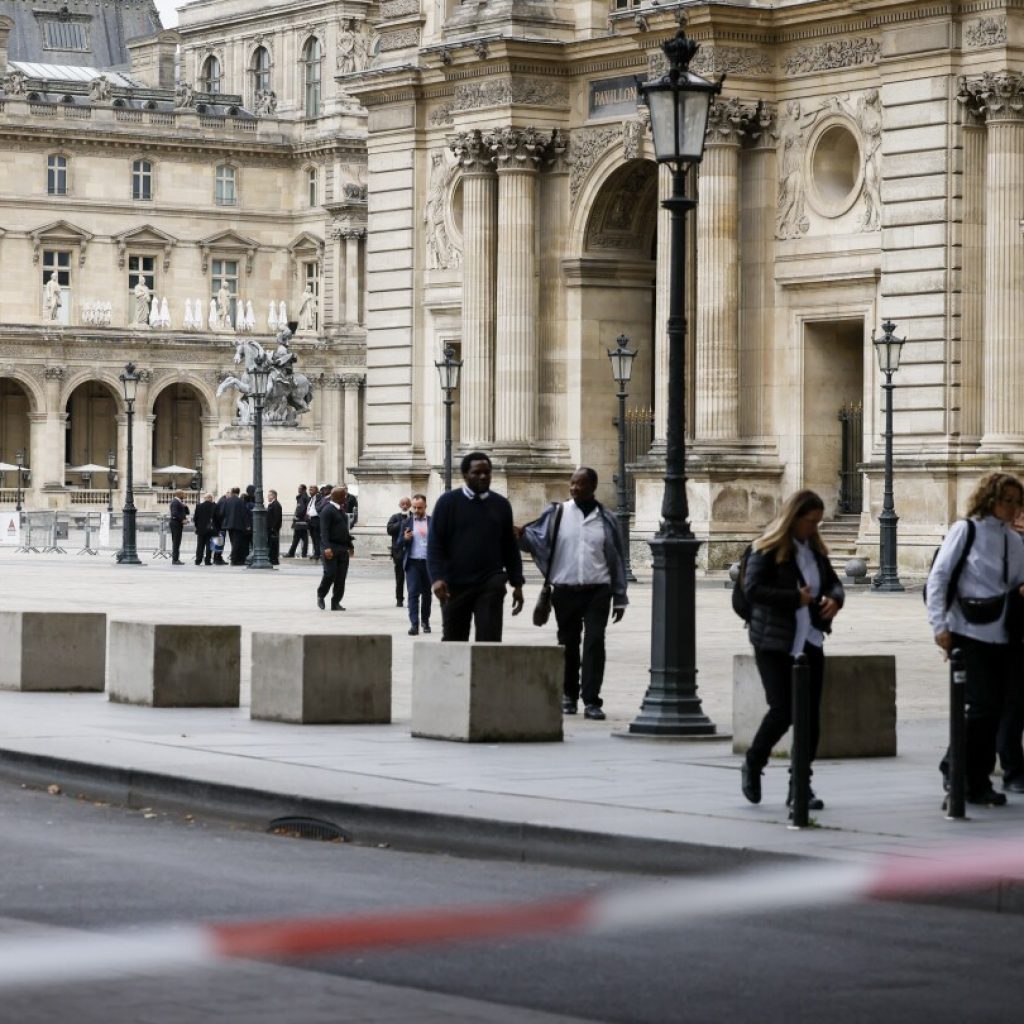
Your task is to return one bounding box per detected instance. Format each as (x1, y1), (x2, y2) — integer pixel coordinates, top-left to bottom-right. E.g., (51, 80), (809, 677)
(216, 332), (314, 426)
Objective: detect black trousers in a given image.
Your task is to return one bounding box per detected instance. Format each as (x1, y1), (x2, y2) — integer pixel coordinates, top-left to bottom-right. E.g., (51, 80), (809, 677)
(552, 584), (612, 707)
(194, 531), (213, 565)
(442, 574), (506, 642)
(405, 559), (432, 627)
(317, 552), (349, 606)
(941, 634), (1014, 794)
(746, 643), (825, 772)
(308, 520), (321, 559)
(268, 531), (280, 565)
(229, 529), (249, 565)
(286, 526), (308, 558)
(170, 520), (184, 561)
(998, 667), (1024, 782)
(392, 553), (405, 604)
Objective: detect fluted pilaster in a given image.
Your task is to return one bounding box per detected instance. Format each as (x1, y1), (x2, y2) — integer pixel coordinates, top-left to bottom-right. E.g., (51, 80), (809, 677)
(341, 374), (363, 480)
(451, 129), (497, 447)
(341, 228), (365, 326)
(489, 126), (544, 448)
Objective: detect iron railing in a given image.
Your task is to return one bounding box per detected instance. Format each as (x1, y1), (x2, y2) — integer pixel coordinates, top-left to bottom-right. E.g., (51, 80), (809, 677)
(837, 401), (863, 514)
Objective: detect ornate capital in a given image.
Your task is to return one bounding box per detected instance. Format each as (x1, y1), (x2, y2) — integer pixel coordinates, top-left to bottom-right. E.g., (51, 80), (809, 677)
(339, 226), (366, 241)
(705, 98), (760, 146)
(43, 365), (65, 382)
(340, 373), (364, 389)
(545, 128), (570, 174)
(450, 130), (495, 176)
(957, 78), (987, 127)
(744, 101), (778, 150)
(319, 374), (343, 390)
(970, 71), (1024, 122)
(486, 126), (546, 171)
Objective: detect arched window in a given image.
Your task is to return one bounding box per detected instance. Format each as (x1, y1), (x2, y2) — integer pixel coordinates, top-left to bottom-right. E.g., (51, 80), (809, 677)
(252, 46), (271, 95)
(47, 154), (68, 196)
(201, 55), (221, 94)
(131, 159), (153, 201)
(307, 167), (317, 207)
(302, 37), (321, 118)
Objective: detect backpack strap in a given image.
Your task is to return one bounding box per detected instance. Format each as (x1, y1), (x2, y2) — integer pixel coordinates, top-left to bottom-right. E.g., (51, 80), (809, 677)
(945, 518), (976, 612)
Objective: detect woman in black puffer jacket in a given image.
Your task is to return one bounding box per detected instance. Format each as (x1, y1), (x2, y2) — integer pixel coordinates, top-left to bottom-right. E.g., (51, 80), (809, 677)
(740, 490), (845, 810)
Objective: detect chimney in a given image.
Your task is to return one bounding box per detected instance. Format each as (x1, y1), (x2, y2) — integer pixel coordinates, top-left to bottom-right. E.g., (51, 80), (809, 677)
(125, 29), (181, 90)
(0, 16), (14, 74)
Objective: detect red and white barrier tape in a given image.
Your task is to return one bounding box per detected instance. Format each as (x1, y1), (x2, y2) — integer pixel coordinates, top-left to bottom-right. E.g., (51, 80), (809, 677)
(1, 837), (1022, 990)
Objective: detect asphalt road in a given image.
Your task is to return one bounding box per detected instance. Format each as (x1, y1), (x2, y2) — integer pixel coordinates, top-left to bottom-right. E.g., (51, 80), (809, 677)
(0, 781), (1019, 1024)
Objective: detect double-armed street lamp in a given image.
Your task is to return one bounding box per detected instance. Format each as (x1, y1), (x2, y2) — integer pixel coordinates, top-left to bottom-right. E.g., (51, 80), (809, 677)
(435, 343), (463, 491)
(608, 334), (638, 583)
(628, 30), (722, 737)
(15, 449), (25, 512)
(247, 352), (274, 570)
(117, 362), (142, 565)
(106, 449), (115, 514)
(872, 319), (905, 592)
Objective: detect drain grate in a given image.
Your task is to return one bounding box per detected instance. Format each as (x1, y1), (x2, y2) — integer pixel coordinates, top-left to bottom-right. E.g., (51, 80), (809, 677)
(267, 816), (350, 842)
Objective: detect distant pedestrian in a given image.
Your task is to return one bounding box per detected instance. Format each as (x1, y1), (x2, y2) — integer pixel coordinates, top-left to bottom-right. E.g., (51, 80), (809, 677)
(266, 489), (282, 566)
(168, 490), (189, 565)
(519, 468), (627, 720)
(927, 472), (1024, 805)
(306, 481), (322, 560)
(387, 497), (412, 607)
(286, 484), (309, 558)
(317, 486), (353, 611)
(740, 490), (844, 812)
(192, 492), (220, 565)
(428, 451), (524, 642)
(399, 494), (432, 636)
(344, 486), (359, 527)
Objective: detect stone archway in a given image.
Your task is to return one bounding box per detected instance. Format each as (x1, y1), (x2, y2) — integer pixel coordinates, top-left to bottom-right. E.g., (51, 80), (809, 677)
(0, 378), (32, 497)
(64, 380), (120, 490)
(152, 383), (204, 489)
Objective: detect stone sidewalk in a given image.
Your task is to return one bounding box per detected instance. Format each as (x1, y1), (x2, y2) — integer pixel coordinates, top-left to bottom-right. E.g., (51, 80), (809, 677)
(0, 548), (1021, 907)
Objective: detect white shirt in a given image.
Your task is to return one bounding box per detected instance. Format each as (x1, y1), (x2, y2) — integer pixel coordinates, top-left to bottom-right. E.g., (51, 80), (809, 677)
(549, 501), (611, 587)
(461, 485), (489, 500)
(308, 495), (320, 519)
(408, 515), (429, 559)
(790, 538), (823, 656)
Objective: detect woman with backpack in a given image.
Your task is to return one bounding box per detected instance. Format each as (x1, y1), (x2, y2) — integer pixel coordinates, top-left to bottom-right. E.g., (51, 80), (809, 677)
(740, 490), (845, 810)
(925, 472), (1024, 805)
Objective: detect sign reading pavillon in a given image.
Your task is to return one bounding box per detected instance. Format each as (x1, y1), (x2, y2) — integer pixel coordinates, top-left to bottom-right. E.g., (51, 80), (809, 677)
(588, 75), (639, 120)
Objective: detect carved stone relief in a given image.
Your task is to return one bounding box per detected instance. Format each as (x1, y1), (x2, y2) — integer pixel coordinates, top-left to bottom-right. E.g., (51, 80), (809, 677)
(782, 37), (880, 76)
(776, 101), (812, 239)
(648, 46), (772, 80)
(622, 108), (650, 161)
(568, 125), (622, 208)
(453, 78), (569, 111)
(430, 104), (454, 126)
(965, 16), (1007, 48)
(380, 0), (420, 17)
(377, 28), (420, 52)
(424, 149), (462, 271)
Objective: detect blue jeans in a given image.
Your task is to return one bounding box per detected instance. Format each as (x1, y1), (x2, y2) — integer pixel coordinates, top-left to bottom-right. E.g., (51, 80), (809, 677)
(405, 559), (432, 627)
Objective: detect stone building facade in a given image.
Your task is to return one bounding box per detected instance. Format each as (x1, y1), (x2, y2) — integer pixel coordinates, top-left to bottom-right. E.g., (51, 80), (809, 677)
(3, 0), (1024, 570)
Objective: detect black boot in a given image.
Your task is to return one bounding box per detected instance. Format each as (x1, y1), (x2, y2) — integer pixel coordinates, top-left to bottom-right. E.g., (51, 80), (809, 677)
(787, 779), (825, 811)
(741, 761), (762, 804)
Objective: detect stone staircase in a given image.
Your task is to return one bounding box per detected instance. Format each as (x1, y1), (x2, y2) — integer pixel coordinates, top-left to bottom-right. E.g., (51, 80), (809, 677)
(818, 514), (873, 578)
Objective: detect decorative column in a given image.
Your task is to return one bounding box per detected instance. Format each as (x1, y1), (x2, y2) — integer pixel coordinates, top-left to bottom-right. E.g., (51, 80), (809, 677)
(341, 373), (363, 481)
(341, 227), (364, 326)
(134, 370), (153, 490)
(695, 99), (747, 441)
(957, 84), (986, 445)
(980, 73), (1024, 451)
(41, 366), (66, 489)
(451, 129), (497, 448)
(317, 374), (343, 483)
(489, 126), (543, 450)
(739, 102), (777, 439)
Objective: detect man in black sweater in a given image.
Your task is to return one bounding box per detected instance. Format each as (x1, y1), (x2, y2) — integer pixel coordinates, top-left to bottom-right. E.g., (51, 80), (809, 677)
(317, 486), (354, 611)
(427, 451), (524, 641)
(266, 489), (283, 566)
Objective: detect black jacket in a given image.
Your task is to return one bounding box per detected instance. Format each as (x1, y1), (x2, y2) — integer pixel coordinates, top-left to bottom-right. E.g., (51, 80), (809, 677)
(386, 511), (407, 555)
(320, 502), (353, 555)
(267, 499), (283, 536)
(742, 544), (845, 653)
(221, 495), (247, 531)
(292, 493), (308, 527)
(193, 499), (220, 536)
(345, 494), (359, 526)
(169, 497), (189, 524)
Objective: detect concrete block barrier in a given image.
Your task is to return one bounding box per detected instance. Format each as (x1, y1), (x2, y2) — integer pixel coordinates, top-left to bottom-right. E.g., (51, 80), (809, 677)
(0, 611), (106, 692)
(732, 653), (897, 758)
(107, 621), (241, 707)
(411, 642), (563, 743)
(250, 633), (392, 724)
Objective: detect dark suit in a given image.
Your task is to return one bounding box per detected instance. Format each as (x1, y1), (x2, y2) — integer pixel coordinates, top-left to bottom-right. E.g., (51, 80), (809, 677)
(287, 493), (309, 558)
(398, 514), (431, 628)
(267, 499), (283, 565)
(221, 495), (248, 565)
(317, 502), (353, 607)
(386, 510), (408, 605)
(192, 499), (220, 565)
(168, 497), (189, 563)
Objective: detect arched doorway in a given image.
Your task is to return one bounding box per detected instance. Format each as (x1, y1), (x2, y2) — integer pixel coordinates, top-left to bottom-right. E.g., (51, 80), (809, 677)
(64, 381), (119, 494)
(152, 383), (204, 491)
(571, 158), (658, 505)
(0, 379), (31, 500)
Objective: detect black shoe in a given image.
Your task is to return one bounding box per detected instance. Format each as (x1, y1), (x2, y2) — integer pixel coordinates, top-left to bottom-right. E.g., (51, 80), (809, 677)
(422, 623), (431, 634)
(172, 560), (183, 565)
(583, 705), (606, 721)
(561, 698), (577, 715)
(741, 762), (762, 805)
(787, 783), (825, 811)
(967, 787), (1008, 806)
(408, 626), (419, 636)
(317, 596), (325, 610)
(331, 604), (345, 612)
(397, 600), (404, 608)
(1003, 776), (1024, 794)
(194, 561), (203, 566)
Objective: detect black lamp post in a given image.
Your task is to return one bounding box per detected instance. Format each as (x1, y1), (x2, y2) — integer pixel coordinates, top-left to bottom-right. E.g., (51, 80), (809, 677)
(117, 362), (142, 565)
(106, 448), (115, 514)
(247, 352), (274, 570)
(15, 449), (25, 513)
(608, 334), (638, 583)
(195, 452), (204, 496)
(628, 30), (721, 737)
(872, 319), (905, 592)
(435, 343), (463, 491)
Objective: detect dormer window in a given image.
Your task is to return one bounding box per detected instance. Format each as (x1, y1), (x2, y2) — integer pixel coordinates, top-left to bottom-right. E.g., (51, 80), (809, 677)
(42, 20), (89, 52)
(201, 56), (222, 94)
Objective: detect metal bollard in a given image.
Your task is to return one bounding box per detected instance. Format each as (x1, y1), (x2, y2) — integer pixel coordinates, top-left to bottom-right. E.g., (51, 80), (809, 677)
(788, 653), (811, 829)
(153, 517), (170, 559)
(946, 648), (967, 820)
(77, 513), (98, 556)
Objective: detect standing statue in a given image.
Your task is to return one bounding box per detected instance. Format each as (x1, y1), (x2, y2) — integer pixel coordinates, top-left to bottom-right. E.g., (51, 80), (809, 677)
(88, 75), (112, 103)
(776, 101), (811, 240)
(216, 283), (233, 329)
(337, 24), (357, 74)
(254, 89), (278, 115)
(278, 300), (287, 327)
(174, 82), (195, 109)
(857, 89), (882, 232)
(297, 286), (317, 331)
(159, 297), (171, 328)
(208, 299), (218, 331)
(268, 301), (278, 331)
(424, 150), (461, 270)
(43, 272), (62, 321)
(133, 279), (152, 325)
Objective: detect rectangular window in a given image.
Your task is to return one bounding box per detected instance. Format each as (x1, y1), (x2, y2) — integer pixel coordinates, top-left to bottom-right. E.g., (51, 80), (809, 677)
(42, 250), (72, 325)
(212, 259), (239, 327)
(43, 21), (89, 51)
(308, 168), (317, 207)
(132, 160), (153, 201)
(47, 155), (68, 196)
(303, 261), (320, 332)
(127, 255), (156, 320)
(215, 165), (236, 206)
